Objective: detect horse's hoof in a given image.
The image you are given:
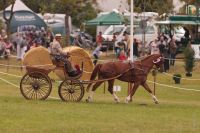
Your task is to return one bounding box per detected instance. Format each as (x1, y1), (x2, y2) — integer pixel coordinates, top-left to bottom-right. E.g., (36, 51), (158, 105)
(86, 99), (89, 103)
(114, 98), (120, 103)
(154, 101), (159, 104)
(86, 97), (92, 103)
(124, 99), (129, 104)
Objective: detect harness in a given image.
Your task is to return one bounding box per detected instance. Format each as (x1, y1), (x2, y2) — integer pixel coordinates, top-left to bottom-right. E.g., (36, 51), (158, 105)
(128, 60), (147, 76)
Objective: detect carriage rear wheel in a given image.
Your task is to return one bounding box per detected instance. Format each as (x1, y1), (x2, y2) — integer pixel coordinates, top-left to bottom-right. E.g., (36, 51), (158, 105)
(20, 72), (52, 100)
(58, 79), (84, 102)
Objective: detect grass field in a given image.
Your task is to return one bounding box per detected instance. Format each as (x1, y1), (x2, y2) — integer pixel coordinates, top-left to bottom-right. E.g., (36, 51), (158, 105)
(0, 54), (200, 133)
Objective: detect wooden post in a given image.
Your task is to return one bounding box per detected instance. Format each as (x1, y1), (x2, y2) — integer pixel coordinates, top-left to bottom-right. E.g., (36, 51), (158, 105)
(20, 61), (23, 73)
(152, 69), (157, 95)
(6, 58), (9, 72)
(153, 74), (156, 95)
(103, 82), (106, 94)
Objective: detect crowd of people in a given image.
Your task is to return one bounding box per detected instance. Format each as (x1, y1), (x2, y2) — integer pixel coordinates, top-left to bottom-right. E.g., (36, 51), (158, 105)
(0, 27), (53, 60)
(92, 30), (181, 72)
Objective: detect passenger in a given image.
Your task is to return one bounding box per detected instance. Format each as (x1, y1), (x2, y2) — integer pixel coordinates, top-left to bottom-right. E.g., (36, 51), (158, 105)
(50, 34), (80, 77)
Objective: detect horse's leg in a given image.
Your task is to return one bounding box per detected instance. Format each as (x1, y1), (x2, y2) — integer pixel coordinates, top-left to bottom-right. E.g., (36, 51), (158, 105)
(125, 83), (139, 103)
(142, 82), (159, 104)
(129, 83), (134, 102)
(86, 81), (104, 102)
(108, 80), (120, 103)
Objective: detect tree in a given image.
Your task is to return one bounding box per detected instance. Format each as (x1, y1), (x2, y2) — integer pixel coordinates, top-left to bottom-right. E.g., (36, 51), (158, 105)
(127, 0), (173, 15)
(2, 0), (15, 38)
(52, 0), (97, 46)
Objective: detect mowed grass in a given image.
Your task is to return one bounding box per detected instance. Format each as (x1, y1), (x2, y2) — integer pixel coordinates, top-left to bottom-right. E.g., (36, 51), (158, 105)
(0, 55), (200, 133)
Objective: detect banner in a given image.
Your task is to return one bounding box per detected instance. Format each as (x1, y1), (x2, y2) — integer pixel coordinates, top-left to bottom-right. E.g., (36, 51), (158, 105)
(186, 5), (200, 15)
(191, 45), (200, 59)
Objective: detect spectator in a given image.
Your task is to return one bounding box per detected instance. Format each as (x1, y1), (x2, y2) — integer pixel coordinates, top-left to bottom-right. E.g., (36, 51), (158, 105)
(0, 36), (6, 57)
(114, 32), (123, 57)
(133, 38), (139, 58)
(4, 37), (13, 56)
(15, 33), (23, 60)
(122, 31), (129, 53)
(183, 26), (190, 39)
(118, 50), (127, 61)
(149, 38), (160, 55)
(169, 37), (177, 66)
(16, 34), (27, 60)
(158, 36), (170, 72)
(96, 31), (104, 46)
(92, 45), (101, 65)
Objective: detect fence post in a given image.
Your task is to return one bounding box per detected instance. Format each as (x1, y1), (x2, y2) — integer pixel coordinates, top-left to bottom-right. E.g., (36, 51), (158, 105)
(152, 70), (157, 95)
(6, 58), (9, 72)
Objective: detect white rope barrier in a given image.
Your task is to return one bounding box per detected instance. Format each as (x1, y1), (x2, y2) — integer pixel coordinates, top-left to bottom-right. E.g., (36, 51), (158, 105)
(163, 72), (200, 81)
(147, 80), (200, 92)
(1, 68), (200, 99)
(0, 77), (19, 88)
(0, 63), (23, 68)
(0, 71), (22, 78)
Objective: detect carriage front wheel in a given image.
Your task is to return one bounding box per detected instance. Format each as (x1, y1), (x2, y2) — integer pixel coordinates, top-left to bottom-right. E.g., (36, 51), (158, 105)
(58, 79), (84, 102)
(20, 72), (52, 100)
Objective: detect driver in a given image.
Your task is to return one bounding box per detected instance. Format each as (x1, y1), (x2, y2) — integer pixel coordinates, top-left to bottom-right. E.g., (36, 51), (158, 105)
(50, 34), (79, 77)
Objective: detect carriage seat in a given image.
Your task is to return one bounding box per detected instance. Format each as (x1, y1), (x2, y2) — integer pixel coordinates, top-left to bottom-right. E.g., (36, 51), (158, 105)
(50, 53), (64, 67)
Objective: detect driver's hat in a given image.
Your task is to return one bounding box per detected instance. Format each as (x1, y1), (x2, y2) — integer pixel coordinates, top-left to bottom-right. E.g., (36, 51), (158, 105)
(55, 33), (62, 38)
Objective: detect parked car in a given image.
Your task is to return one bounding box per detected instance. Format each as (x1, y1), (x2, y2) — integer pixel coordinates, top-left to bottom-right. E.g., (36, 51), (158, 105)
(102, 23), (158, 46)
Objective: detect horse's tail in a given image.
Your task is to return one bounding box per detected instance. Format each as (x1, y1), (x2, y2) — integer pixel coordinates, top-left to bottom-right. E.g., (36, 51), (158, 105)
(86, 64), (101, 92)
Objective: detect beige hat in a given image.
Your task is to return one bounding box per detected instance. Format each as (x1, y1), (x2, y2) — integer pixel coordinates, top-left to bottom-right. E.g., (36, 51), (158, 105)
(55, 34), (62, 37)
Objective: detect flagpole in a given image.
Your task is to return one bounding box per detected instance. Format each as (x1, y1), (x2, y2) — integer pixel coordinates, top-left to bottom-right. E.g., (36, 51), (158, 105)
(130, 0), (134, 61)
(128, 0), (134, 96)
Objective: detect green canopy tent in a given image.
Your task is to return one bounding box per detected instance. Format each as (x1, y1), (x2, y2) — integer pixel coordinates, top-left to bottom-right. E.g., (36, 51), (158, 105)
(85, 12), (126, 26)
(156, 15), (200, 25)
(85, 12), (126, 52)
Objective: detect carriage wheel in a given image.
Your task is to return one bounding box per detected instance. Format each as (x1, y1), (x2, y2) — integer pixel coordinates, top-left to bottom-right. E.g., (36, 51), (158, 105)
(58, 79), (84, 102)
(20, 72), (52, 100)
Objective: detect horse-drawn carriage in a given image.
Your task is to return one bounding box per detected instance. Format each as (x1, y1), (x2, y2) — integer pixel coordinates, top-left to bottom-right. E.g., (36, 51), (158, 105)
(20, 46), (164, 103)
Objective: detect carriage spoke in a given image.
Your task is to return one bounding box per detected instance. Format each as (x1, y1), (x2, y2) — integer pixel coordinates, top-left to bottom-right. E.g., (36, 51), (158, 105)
(23, 87), (33, 97)
(36, 90), (43, 99)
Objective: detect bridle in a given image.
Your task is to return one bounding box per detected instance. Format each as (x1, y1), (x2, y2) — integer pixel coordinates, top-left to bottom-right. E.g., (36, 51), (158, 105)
(152, 57), (164, 70)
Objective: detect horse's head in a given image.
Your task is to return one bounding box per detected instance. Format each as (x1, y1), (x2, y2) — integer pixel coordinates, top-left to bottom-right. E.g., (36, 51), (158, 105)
(153, 56), (164, 72)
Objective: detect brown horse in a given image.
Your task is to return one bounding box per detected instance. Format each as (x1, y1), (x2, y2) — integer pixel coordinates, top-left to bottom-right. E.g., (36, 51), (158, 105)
(86, 54), (164, 103)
